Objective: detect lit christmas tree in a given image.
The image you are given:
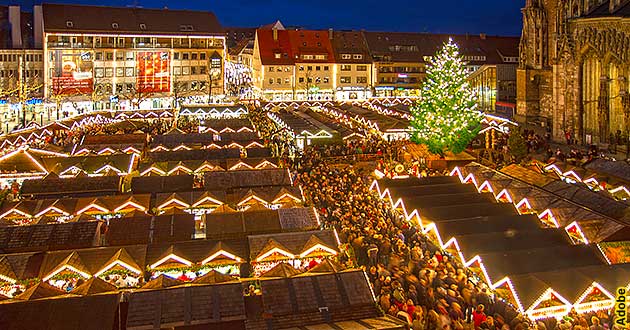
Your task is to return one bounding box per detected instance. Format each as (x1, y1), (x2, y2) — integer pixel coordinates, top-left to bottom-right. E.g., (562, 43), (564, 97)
(409, 38), (482, 156)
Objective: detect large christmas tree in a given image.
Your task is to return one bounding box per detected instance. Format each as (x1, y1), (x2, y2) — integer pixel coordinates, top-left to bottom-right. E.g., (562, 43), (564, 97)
(410, 38), (482, 156)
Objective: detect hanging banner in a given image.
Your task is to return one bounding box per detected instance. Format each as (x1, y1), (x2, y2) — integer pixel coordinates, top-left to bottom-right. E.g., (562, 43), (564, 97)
(52, 50), (94, 95)
(136, 51), (170, 93)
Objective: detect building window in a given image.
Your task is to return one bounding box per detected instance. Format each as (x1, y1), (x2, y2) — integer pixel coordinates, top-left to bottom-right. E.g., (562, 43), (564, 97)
(182, 67), (190, 75)
(269, 66), (274, 72)
(284, 67), (291, 72)
(192, 53), (198, 60)
(66, 21), (74, 28)
(276, 78), (281, 84)
(299, 66), (304, 71)
(269, 78), (273, 85)
(299, 77), (304, 83)
(140, 23), (146, 30)
(95, 52), (103, 61)
(316, 66), (321, 71)
(126, 52), (133, 61)
(182, 53), (190, 60)
(315, 55), (326, 60)
(116, 52), (124, 61)
(357, 76), (367, 84)
(116, 67), (124, 77)
(200, 53), (206, 60)
(357, 65), (367, 71)
(106, 52), (113, 61)
(341, 65), (351, 71)
(174, 66), (181, 75)
(274, 53), (281, 59)
(353, 54), (363, 60)
(112, 22), (119, 29)
(125, 67), (134, 77)
(105, 68), (113, 77)
(340, 76), (351, 83)
(284, 78), (290, 84)
(174, 52), (180, 60)
(303, 55), (314, 60)
(307, 66), (312, 71)
(200, 66), (207, 74)
(341, 54), (351, 59)
(191, 66), (198, 75)
(277, 67), (282, 72)
(323, 77), (329, 83)
(95, 68), (104, 78)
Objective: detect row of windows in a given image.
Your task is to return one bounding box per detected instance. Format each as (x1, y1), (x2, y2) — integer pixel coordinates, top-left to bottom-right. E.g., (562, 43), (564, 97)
(52, 36), (220, 48)
(0, 54), (43, 62)
(93, 81), (209, 94)
(463, 55), (487, 61)
(0, 70), (42, 78)
(340, 65), (368, 71)
(268, 77), (333, 85)
(341, 54), (364, 60)
(268, 65), (333, 72)
(93, 66), (210, 78)
(302, 54), (327, 60)
(299, 65), (329, 71)
(93, 51), (209, 61)
(340, 76), (368, 84)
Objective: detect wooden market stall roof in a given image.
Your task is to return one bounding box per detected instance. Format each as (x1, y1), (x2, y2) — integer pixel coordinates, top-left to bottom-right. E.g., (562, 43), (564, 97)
(0, 293), (120, 330)
(203, 169), (292, 190)
(137, 157), (279, 176)
(130, 175), (194, 194)
(154, 186), (303, 210)
(40, 153), (136, 176)
(248, 230), (339, 262)
(21, 175), (122, 199)
(0, 221), (102, 254)
(144, 239), (247, 269)
(204, 207), (318, 240)
(146, 147), (272, 162)
(105, 213), (195, 246)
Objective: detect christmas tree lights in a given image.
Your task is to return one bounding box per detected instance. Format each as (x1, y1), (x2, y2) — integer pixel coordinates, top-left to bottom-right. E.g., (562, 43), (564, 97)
(409, 38), (482, 156)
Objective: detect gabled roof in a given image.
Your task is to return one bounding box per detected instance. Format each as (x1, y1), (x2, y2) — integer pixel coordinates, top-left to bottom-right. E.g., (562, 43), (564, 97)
(141, 274), (184, 289)
(287, 29), (335, 63)
(191, 270), (235, 285)
(0, 256), (17, 282)
(260, 262), (301, 278)
(96, 248), (143, 276)
(256, 238), (294, 261)
(305, 258), (346, 274)
(256, 29), (294, 65)
(72, 277), (118, 296)
(14, 282), (70, 301)
(42, 3), (223, 36)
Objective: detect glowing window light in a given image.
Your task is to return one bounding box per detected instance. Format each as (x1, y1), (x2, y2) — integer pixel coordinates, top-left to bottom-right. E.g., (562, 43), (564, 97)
(256, 247), (295, 262)
(73, 148), (91, 156)
(220, 127), (236, 133)
(59, 166), (85, 177)
(565, 221), (589, 244)
(538, 209), (560, 228)
(113, 200), (147, 213)
(583, 177), (599, 186)
(573, 282), (615, 313)
(609, 186), (630, 196)
(34, 206), (69, 218)
(195, 163), (216, 173)
(122, 147), (141, 155)
(201, 250), (243, 265)
(140, 167), (167, 176)
(299, 244), (338, 258)
(149, 254), (192, 269)
(515, 198), (533, 214)
(525, 288), (572, 321)
(463, 255), (494, 287)
(228, 162), (254, 170)
(94, 260), (142, 277)
(496, 189), (513, 203)
(42, 264), (91, 282)
(478, 180), (494, 193)
(226, 142), (244, 149)
(157, 197), (190, 210)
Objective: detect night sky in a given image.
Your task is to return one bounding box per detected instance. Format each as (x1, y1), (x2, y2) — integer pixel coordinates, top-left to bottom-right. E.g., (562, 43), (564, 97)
(24, 0), (524, 36)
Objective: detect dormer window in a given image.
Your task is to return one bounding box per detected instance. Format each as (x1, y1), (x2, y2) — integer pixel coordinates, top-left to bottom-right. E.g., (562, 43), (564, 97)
(66, 21), (74, 28)
(274, 53), (281, 59)
(112, 22), (119, 29)
(180, 25), (194, 31)
(139, 23), (147, 30)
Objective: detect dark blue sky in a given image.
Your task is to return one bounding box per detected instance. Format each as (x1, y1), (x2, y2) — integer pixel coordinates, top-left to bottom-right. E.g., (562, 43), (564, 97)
(19, 0), (524, 36)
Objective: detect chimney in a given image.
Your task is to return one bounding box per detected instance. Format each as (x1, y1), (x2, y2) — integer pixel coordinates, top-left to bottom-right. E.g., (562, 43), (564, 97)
(9, 6), (22, 49)
(479, 33), (487, 40)
(273, 28), (278, 41)
(328, 28), (333, 40)
(33, 5), (43, 48)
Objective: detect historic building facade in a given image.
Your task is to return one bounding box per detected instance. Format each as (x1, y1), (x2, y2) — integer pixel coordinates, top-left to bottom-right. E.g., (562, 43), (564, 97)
(518, 0), (630, 144)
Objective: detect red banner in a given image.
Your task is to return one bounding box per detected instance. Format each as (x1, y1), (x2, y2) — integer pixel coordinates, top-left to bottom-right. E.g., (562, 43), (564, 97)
(136, 51), (170, 93)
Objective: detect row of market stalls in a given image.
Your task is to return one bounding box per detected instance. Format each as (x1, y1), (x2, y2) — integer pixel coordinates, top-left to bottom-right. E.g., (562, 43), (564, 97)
(0, 265), (398, 330)
(369, 169), (630, 321)
(0, 226), (339, 297)
(267, 109), (338, 148)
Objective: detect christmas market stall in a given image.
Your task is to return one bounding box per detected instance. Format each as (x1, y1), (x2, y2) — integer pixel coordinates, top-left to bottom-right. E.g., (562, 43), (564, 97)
(248, 230), (339, 276)
(145, 239), (246, 281)
(179, 104), (248, 119)
(267, 109), (338, 148)
(0, 253), (42, 298)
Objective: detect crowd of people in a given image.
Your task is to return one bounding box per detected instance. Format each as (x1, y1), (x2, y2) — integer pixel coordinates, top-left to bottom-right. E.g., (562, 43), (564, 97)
(295, 162), (529, 330)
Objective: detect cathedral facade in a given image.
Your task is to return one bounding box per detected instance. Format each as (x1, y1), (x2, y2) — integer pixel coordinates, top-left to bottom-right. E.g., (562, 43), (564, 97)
(518, 0), (630, 144)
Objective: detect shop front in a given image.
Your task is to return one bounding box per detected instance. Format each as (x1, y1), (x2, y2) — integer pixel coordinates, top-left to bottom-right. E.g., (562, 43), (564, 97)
(335, 86), (371, 101)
